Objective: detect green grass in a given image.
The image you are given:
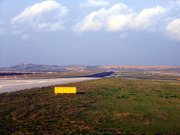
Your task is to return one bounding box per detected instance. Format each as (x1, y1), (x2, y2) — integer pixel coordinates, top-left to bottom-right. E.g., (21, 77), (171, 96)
(1, 78), (180, 134)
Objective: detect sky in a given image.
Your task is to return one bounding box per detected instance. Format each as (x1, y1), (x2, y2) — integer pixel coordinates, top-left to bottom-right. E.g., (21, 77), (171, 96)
(0, 0), (180, 67)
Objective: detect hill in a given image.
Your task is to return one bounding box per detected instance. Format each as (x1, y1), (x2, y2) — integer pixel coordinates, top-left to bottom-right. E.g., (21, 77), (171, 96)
(0, 63), (180, 73)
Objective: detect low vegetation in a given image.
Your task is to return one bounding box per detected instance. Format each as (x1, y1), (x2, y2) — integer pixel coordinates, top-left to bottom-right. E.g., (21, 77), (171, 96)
(1, 78), (180, 134)
(116, 71), (180, 80)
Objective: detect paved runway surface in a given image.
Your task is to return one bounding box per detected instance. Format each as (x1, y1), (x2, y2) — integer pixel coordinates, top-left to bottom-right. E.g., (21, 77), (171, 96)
(0, 78), (98, 94)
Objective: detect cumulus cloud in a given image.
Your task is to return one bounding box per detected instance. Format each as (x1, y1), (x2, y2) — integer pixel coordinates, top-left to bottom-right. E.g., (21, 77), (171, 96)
(131, 6), (166, 30)
(73, 11), (103, 32)
(21, 34), (30, 41)
(74, 3), (130, 32)
(80, 0), (109, 7)
(106, 13), (133, 31)
(11, 0), (68, 31)
(167, 19), (180, 40)
(73, 3), (166, 32)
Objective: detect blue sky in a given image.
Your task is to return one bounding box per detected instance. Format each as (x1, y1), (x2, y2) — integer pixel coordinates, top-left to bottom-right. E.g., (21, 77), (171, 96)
(0, 0), (180, 67)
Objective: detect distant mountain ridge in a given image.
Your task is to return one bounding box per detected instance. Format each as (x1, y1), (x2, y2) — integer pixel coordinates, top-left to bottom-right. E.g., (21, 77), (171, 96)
(0, 63), (98, 72)
(1, 63), (180, 72)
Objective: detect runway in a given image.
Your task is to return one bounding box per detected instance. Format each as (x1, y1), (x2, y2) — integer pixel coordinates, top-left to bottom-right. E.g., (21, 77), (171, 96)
(0, 77), (99, 94)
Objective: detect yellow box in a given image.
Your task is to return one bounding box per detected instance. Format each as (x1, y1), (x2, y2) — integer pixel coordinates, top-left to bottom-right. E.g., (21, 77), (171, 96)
(54, 87), (77, 94)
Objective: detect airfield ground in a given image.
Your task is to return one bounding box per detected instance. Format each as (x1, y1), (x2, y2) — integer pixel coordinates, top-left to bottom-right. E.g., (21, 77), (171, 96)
(0, 71), (99, 78)
(1, 77), (180, 134)
(114, 71), (180, 81)
(0, 72), (114, 94)
(0, 77), (99, 94)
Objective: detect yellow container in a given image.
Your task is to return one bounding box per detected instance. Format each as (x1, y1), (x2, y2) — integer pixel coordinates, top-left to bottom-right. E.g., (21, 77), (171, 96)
(54, 87), (77, 94)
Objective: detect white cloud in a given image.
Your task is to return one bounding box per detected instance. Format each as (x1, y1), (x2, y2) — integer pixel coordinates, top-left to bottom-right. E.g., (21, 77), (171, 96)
(131, 6), (166, 30)
(74, 4), (166, 32)
(106, 14), (133, 31)
(167, 19), (180, 40)
(80, 0), (109, 7)
(11, 0), (68, 32)
(74, 3), (131, 32)
(73, 11), (103, 32)
(21, 34), (30, 41)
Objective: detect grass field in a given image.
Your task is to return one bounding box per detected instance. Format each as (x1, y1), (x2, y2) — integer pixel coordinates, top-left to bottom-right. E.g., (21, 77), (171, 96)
(115, 71), (180, 81)
(1, 78), (180, 134)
